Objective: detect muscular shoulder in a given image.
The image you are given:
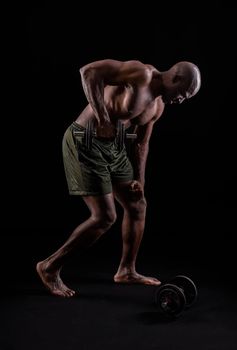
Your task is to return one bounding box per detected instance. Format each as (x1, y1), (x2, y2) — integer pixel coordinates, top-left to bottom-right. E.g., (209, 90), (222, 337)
(80, 58), (154, 86)
(119, 60), (153, 85)
(100, 59), (153, 84)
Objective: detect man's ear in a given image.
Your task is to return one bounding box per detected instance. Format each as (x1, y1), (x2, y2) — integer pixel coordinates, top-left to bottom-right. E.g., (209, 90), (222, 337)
(172, 74), (182, 83)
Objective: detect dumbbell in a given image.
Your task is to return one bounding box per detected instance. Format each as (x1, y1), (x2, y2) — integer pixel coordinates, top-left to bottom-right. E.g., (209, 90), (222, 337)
(155, 275), (198, 317)
(73, 120), (137, 150)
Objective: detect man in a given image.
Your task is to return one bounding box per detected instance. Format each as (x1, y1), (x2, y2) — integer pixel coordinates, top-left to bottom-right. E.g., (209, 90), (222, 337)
(36, 59), (201, 297)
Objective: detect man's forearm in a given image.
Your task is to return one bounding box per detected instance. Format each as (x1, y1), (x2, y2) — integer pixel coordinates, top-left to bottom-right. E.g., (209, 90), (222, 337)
(131, 143), (149, 186)
(80, 67), (109, 124)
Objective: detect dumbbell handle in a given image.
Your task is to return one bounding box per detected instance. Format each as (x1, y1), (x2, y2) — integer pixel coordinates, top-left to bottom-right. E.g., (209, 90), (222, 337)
(74, 130), (137, 139)
(125, 133), (137, 139)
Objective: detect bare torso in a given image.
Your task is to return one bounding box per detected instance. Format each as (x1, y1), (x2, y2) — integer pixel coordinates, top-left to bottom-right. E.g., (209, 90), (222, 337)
(75, 69), (165, 136)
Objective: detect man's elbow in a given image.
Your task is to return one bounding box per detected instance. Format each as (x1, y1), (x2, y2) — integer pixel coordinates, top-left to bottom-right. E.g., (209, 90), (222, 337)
(79, 66), (88, 78)
(79, 65), (95, 80)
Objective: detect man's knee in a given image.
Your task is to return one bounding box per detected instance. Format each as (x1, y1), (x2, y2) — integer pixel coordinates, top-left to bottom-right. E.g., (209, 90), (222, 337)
(103, 209), (117, 227)
(93, 209), (117, 229)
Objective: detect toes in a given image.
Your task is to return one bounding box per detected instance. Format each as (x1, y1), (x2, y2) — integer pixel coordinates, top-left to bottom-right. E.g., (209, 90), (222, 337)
(65, 289), (76, 297)
(60, 285), (76, 297)
(52, 289), (68, 297)
(144, 278), (161, 285)
(52, 289), (75, 298)
(149, 278), (161, 285)
(61, 284), (76, 297)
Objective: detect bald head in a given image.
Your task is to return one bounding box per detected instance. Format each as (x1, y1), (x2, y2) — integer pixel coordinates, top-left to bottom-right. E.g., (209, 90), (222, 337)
(171, 61), (201, 97)
(160, 61), (201, 104)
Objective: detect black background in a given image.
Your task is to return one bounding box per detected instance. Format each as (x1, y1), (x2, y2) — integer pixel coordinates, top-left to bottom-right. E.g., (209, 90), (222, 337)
(3, 1), (236, 282)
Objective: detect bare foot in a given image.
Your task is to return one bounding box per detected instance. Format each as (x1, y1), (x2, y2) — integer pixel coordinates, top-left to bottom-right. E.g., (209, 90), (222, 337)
(114, 270), (161, 286)
(36, 261), (76, 297)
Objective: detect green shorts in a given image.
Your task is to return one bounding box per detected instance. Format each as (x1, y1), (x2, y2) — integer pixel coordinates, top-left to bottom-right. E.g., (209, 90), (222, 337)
(62, 122), (134, 196)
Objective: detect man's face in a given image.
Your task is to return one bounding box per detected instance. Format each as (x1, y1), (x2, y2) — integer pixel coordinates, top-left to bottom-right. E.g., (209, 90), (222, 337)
(162, 83), (193, 105)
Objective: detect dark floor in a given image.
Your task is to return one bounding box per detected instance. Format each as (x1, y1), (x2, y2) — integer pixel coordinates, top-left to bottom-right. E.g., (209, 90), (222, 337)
(1, 251), (236, 350)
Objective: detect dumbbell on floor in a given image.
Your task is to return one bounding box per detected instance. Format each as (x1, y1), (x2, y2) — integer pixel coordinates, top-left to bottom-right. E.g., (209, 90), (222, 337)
(155, 275), (198, 317)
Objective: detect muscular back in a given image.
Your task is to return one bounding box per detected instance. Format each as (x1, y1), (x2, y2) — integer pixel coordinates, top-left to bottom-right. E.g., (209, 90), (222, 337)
(76, 60), (165, 131)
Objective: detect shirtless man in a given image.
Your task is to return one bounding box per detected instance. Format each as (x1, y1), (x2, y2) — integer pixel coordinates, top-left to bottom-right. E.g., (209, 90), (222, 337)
(37, 59), (201, 297)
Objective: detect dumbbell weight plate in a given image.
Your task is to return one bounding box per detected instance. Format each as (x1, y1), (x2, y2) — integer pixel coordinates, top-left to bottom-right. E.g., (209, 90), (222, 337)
(155, 284), (186, 316)
(169, 275), (198, 307)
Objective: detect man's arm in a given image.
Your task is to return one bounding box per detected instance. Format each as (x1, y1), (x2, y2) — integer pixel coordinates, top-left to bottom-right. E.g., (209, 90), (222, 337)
(130, 119), (157, 187)
(79, 59), (151, 125)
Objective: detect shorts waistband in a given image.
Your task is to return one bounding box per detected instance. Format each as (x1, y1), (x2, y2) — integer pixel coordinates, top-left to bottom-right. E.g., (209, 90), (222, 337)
(71, 121), (86, 131)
